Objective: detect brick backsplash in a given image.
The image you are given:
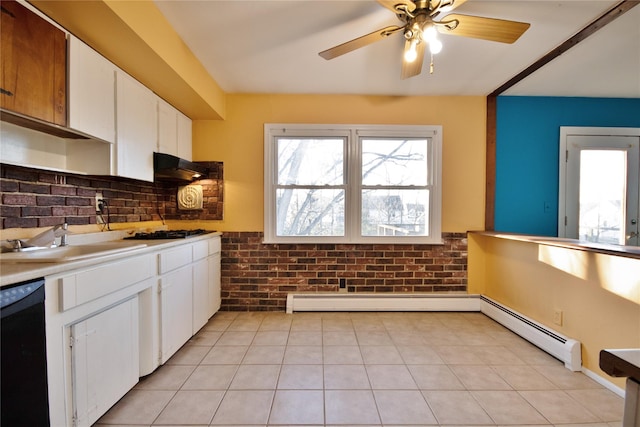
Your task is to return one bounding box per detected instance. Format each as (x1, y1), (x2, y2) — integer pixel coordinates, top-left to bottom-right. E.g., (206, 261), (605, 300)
(0, 162), (223, 229)
(220, 231), (468, 311)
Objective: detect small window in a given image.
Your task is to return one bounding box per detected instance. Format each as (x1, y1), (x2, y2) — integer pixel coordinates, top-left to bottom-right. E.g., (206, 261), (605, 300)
(264, 124), (442, 244)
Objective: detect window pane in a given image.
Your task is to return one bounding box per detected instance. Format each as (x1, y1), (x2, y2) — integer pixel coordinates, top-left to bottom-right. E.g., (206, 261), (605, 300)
(277, 138), (344, 185)
(579, 150), (626, 244)
(276, 188), (345, 236)
(361, 189), (429, 236)
(362, 138), (428, 186)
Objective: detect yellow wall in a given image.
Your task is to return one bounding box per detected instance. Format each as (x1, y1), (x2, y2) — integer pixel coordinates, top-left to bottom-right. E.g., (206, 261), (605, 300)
(193, 94), (486, 232)
(469, 232), (640, 388)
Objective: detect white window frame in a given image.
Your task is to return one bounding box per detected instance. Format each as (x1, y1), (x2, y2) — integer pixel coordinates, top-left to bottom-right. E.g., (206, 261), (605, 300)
(264, 124), (442, 244)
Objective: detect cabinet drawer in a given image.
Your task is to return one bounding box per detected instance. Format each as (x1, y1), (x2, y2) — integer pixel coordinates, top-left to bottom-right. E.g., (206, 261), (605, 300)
(192, 240), (209, 261)
(158, 245), (192, 274)
(59, 254), (154, 311)
(209, 236), (221, 254)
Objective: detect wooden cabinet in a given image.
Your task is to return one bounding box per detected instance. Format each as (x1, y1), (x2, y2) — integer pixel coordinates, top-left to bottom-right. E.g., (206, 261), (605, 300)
(0, 0), (66, 126)
(70, 298), (139, 427)
(157, 97), (192, 160)
(116, 71), (157, 181)
(68, 35), (116, 143)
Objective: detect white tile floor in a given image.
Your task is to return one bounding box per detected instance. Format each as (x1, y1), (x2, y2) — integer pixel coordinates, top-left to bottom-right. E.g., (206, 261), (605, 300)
(95, 311), (624, 426)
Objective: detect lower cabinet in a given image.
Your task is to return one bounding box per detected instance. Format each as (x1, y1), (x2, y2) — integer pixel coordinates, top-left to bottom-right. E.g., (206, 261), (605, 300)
(44, 234), (221, 425)
(209, 238), (222, 315)
(192, 238), (220, 334)
(192, 257), (210, 334)
(159, 264), (193, 364)
(70, 297), (139, 427)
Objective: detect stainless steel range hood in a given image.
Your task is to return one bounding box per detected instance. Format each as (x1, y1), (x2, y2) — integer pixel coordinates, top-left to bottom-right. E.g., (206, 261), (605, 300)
(153, 152), (209, 182)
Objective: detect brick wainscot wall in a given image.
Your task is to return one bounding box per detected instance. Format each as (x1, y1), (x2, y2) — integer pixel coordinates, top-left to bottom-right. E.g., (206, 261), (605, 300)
(221, 232), (468, 311)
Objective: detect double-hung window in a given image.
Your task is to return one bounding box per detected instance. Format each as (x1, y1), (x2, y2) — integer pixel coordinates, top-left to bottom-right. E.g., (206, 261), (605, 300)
(264, 124), (442, 244)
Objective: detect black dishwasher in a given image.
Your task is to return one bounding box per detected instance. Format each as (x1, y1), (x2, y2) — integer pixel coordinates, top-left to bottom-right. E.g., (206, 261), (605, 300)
(1, 277), (50, 426)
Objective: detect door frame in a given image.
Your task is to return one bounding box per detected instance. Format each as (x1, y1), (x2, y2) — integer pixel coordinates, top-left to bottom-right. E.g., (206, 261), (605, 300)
(558, 126), (640, 241)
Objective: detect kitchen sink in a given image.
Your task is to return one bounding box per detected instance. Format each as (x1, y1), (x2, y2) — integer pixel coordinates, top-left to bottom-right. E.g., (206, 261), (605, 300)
(0, 241), (147, 263)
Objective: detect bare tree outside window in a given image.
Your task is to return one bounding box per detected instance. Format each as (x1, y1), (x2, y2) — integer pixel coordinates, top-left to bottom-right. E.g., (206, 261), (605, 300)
(276, 138), (345, 236)
(361, 138), (430, 236)
(276, 137), (430, 237)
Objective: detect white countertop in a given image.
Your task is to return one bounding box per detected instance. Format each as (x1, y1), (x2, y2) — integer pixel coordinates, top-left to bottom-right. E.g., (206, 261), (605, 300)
(0, 231), (222, 287)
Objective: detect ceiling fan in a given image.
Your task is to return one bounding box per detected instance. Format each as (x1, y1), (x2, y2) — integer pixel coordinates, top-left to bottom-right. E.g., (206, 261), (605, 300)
(319, 0), (530, 79)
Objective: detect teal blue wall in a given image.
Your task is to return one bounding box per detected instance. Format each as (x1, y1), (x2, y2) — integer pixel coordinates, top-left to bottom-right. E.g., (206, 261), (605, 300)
(495, 96), (640, 236)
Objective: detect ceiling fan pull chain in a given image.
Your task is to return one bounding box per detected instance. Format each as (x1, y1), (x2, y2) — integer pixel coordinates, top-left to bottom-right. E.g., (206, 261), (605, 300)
(430, 53), (435, 74)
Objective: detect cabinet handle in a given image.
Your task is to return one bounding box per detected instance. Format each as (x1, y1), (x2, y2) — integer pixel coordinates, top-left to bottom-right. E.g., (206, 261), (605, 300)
(0, 88), (14, 97)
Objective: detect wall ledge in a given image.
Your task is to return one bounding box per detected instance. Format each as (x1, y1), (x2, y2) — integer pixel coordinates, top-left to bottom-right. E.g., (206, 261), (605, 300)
(470, 231), (640, 259)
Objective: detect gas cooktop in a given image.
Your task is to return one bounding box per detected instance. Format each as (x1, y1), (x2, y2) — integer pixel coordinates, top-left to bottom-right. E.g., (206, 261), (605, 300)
(124, 229), (212, 240)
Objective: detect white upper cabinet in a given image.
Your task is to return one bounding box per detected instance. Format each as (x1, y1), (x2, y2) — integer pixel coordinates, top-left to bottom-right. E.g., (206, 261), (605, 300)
(116, 71), (157, 182)
(157, 98), (178, 156)
(177, 110), (192, 161)
(157, 98), (192, 160)
(67, 35), (116, 144)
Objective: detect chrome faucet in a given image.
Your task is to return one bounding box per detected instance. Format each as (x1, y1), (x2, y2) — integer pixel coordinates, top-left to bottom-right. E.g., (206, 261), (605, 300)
(54, 222), (68, 247)
(14, 222), (69, 250)
(7, 222), (70, 251)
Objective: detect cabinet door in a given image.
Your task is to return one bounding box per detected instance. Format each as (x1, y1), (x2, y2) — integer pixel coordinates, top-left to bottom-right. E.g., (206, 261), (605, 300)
(0, 0), (66, 125)
(160, 265), (193, 363)
(192, 258), (209, 334)
(209, 251), (222, 315)
(157, 98), (178, 156)
(68, 35), (116, 143)
(116, 71), (157, 182)
(71, 298), (139, 427)
(177, 110), (193, 161)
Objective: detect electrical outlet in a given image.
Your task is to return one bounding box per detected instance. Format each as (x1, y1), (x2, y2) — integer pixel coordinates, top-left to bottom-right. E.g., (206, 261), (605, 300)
(95, 192), (103, 213)
(339, 278), (347, 293)
(553, 309), (563, 326)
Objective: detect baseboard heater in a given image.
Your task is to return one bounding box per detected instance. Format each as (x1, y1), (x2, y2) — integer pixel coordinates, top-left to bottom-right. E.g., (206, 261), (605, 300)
(286, 293), (481, 313)
(286, 293), (581, 371)
(479, 296), (581, 371)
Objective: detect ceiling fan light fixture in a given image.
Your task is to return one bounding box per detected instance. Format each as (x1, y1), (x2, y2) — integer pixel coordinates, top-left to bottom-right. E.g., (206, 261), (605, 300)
(404, 38), (419, 62)
(422, 24), (438, 42)
(429, 38), (443, 54)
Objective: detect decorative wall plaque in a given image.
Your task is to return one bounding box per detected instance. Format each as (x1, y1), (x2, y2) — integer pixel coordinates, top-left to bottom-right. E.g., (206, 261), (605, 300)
(177, 185), (203, 210)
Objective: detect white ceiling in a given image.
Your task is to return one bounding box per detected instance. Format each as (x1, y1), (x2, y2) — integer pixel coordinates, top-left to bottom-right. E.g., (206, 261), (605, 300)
(154, 0), (640, 97)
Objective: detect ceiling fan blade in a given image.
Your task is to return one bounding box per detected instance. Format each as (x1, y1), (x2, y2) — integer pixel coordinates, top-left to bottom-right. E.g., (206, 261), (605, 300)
(438, 14), (530, 43)
(377, 0), (416, 14)
(319, 26), (402, 60)
(401, 40), (426, 79)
